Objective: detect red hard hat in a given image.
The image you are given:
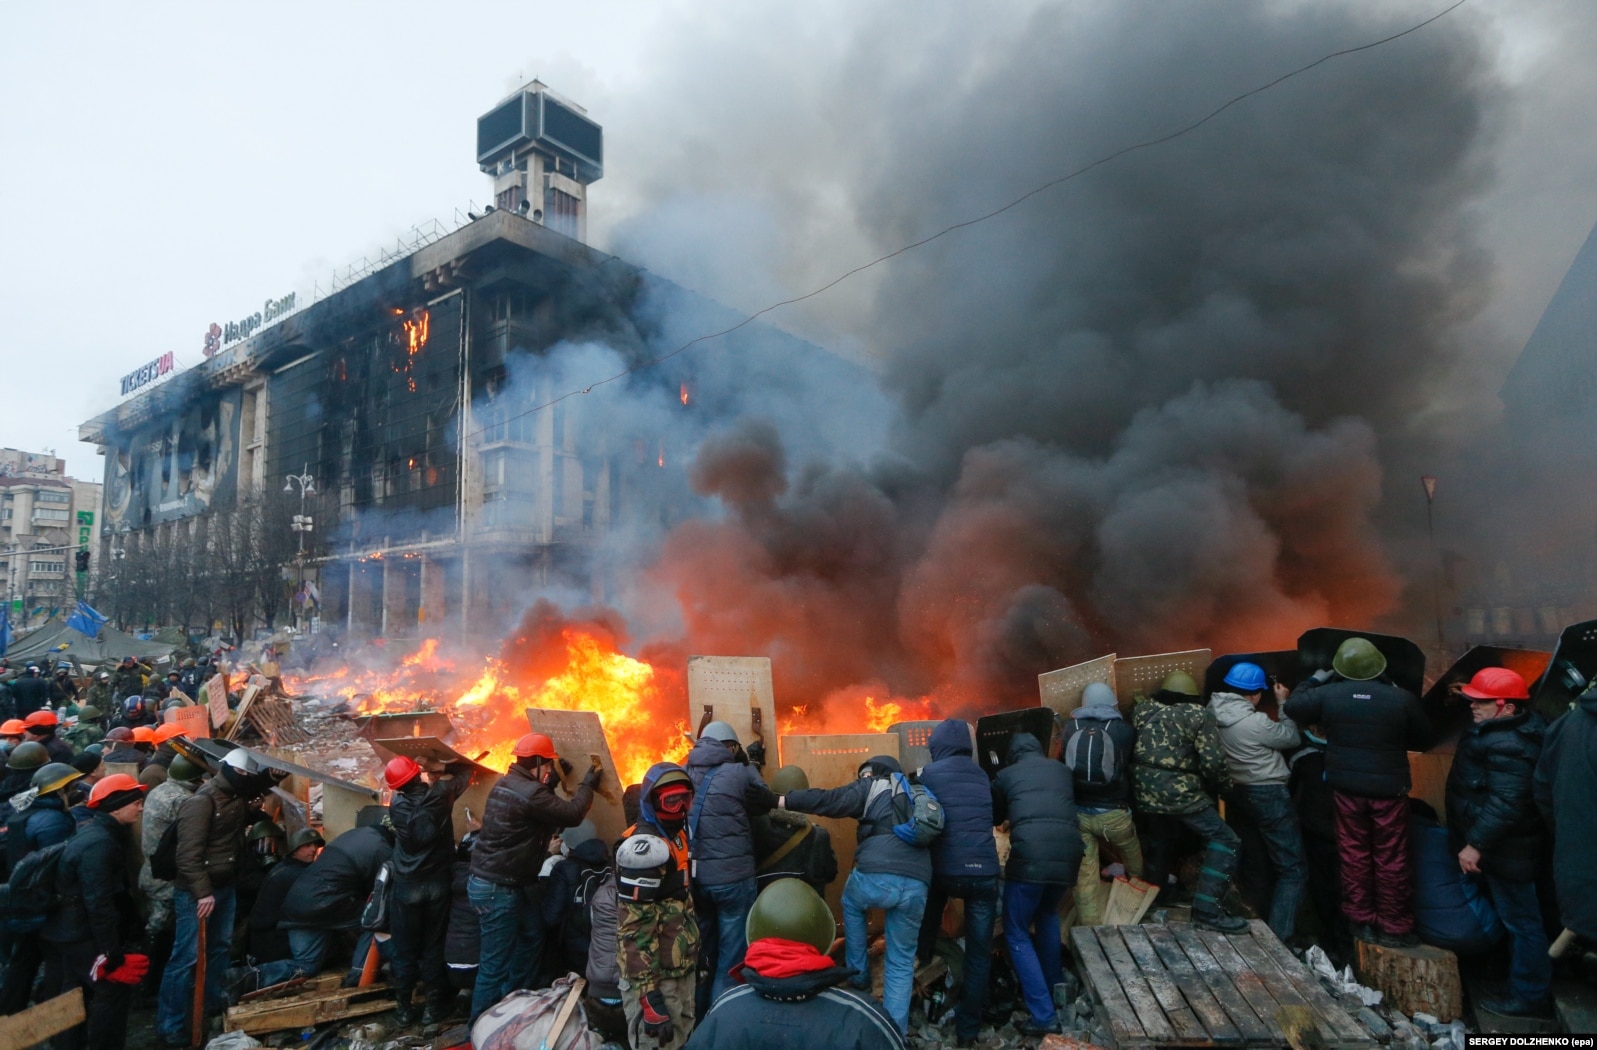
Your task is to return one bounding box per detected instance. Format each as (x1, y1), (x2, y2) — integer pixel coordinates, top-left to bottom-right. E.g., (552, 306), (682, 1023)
(24, 710), (58, 729)
(384, 756), (422, 790)
(131, 726), (157, 744)
(88, 773), (148, 809)
(513, 733), (558, 760)
(1, 719), (27, 736)
(1460, 667), (1531, 702)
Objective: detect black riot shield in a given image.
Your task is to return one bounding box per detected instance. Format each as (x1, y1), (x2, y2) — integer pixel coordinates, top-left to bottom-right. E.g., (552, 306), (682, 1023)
(1530, 619), (1597, 720)
(1421, 645), (1552, 743)
(888, 720), (941, 776)
(974, 707), (1057, 779)
(1297, 627), (1425, 699)
(1204, 650), (1299, 719)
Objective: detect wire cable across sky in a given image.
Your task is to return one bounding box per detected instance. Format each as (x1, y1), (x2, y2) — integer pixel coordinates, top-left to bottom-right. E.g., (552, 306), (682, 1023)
(467, 0), (1472, 440)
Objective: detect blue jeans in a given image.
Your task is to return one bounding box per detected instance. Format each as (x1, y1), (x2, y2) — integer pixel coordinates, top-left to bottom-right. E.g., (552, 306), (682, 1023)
(842, 869), (927, 1035)
(469, 875), (544, 1024)
(917, 874), (999, 1040)
(1225, 784), (1307, 941)
(1483, 874), (1551, 1002)
(157, 886), (236, 1042)
(693, 876), (759, 1016)
(1004, 880), (1067, 1026)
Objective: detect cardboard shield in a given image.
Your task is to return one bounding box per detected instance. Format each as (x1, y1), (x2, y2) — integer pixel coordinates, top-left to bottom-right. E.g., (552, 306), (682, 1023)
(1296, 628), (1424, 698)
(1530, 619), (1597, 719)
(1421, 645), (1552, 743)
(975, 708), (1056, 779)
(887, 720), (942, 775)
(1114, 649), (1212, 706)
(524, 707), (625, 849)
(369, 735), (498, 842)
(685, 655), (778, 765)
(1038, 653), (1117, 717)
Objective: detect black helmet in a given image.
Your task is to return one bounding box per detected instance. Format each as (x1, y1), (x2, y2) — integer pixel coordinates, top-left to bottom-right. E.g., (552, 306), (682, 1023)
(6, 741), (49, 771)
(745, 878), (837, 954)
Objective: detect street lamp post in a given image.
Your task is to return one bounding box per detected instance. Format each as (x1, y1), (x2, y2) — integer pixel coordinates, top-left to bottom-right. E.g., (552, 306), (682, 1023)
(284, 466), (316, 631)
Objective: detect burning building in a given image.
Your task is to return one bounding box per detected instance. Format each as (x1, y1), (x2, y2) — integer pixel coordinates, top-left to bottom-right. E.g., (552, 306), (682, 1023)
(78, 83), (871, 640)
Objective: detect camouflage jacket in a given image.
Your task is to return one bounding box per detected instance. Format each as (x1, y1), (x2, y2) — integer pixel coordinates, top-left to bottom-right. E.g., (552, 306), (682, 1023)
(62, 723), (103, 754)
(617, 895), (699, 992)
(1132, 696), (1232, 814)
(138, 777), (197, 895)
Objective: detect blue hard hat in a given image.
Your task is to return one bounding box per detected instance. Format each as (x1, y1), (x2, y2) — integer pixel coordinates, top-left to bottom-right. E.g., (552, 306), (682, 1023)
(1223, 662), (1268, 693)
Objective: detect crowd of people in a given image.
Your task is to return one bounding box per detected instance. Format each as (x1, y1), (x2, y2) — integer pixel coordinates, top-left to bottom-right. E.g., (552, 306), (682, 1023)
(0, 634), (1592, 1050)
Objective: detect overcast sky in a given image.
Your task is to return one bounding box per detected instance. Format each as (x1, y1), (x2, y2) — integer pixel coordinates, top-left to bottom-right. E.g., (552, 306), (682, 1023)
(1, 0), (1593, 482)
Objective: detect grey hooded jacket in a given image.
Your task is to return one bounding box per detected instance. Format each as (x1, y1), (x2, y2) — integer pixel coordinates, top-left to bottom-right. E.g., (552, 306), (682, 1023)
(1207, 692), (1300, 786)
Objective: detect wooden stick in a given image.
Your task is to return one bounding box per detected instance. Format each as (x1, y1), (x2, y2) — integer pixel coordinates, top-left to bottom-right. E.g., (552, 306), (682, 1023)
(0, 988), (86, 1048)
(538, 978), (586, 1050)
(193, 911), (209, 1048)
(1550, 927), (1578, 958)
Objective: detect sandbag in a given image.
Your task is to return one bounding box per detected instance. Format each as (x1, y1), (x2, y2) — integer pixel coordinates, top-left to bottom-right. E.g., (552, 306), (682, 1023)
(470, 974), (602, 1050)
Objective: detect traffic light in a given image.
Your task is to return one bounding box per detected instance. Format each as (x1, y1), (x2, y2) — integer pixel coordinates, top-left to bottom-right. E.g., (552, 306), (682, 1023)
(75, 549), (90, 572)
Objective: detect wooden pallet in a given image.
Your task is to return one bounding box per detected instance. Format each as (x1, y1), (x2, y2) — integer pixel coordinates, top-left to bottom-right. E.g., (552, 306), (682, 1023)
(223, 978), (395, 1034)
(1069, 920), (1376, 1049)
(246, 697), (311, 746)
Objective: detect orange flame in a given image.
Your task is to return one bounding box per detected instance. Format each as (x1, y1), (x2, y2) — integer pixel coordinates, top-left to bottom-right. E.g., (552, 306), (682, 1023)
(679, 383), (690, 406)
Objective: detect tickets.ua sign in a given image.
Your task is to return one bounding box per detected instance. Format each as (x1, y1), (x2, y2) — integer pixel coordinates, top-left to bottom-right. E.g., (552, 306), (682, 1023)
(120, 352), (175, 396)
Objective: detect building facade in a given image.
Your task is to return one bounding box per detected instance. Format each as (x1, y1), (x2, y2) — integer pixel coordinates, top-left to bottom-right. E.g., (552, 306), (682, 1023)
(78, 85), (865, 641)
(0, 450), (102, 630)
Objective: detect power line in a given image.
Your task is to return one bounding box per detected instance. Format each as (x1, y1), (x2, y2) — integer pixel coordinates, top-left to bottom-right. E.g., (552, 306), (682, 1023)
(466, 0), (1471, 440)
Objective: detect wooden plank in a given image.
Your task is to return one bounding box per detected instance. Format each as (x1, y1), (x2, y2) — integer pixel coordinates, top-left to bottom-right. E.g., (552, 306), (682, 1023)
(0, 987), (85, 1047)
(1115, 649), (1212, 707)
(1106, 926), (1206, 1044)
(1069, 926), (1146, 1048)
(1189, 926), (1288, 1045)
(526, 707), (625, 848)
(224, 984), (394, 1034)
(1139, 924), (1246, 1044)
(1227, 924), (1365, 1049)
(1102, 876), (1158, 926)
(1249, 924), (1375, 1046)
(1163, 924), (1272, 1045)
(686, 655), (778, 762)
(1039, 653), (1117, 717)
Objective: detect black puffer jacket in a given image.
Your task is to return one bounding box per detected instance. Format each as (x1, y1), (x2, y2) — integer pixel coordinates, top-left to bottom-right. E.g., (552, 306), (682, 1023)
(44, 811), (138, 953)
(10, 676), (51, 717)
(280, 825), (393, 928)
(249, 856), (312, 963)
(785, 756), (931, 884)
(685, 736), (777, 887)
(919, 719), (1000, 879)
(1535, 690), (1597, 939)
(470, 762), (593, 887)
(389, 769), (470, 885)
(1283, 676), (1430, 798)
(992, 733), (1082, 885)
(1446, 708), (1546, 883)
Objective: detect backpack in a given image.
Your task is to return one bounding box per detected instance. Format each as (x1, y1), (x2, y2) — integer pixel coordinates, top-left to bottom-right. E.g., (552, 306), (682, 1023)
(1064, 720), (1119, 786)
(560, 862), (606, 951)
(3, 840), (69, 933)
(869, 772), (945, 848)
(149, 819), (181, 882)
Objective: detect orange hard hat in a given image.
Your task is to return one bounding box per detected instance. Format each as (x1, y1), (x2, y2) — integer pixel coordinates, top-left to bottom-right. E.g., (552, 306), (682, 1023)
(154, 723), (188, 743)
(1460, 667), (1531, 702)
(0, 719), (26, 736)
(384, 756), (422, 790)
(87, 773), (148, 809)
(24, 710), (58, 729)
(513, 733), (558, 760)
(130, 726), (157, 744)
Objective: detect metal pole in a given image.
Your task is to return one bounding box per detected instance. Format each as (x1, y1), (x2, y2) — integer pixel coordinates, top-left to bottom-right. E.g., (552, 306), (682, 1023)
(1426, 493), (1445, 650)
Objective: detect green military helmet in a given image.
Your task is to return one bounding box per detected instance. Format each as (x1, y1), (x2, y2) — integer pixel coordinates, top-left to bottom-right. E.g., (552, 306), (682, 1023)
(246, 820), (286, 843)
(1332, 637), (1387, 682)
(84, 742), (105, 757)
(287, 827), (325, 853)
(31, 762), (83, 795)
(770, 765), (810, 795)
(1159, 671), (1202, 697)
(168, 755), (204, 783)
(76, 706), (102, 722)
(746, 878), (837, 954)
(6, 741), (49, 771)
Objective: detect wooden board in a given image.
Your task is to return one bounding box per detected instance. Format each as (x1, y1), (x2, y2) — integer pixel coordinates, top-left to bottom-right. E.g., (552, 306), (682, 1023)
(1407, 750), (1454, 822)
(686, 655), (778, 760)
(1115, 649), (1212, 706)
(370, 735), (498, 778)
(164, 704), (210, 739)
(1040, 653), (1117, 717)
(358, 710), (455, 741)
(207, 671), (231, 730)
(1072, 922), (1378, 1049)
(525, 707), (625, 848)
(783, 733), (900, 920)
(223, 982), (395, 1035)
(0, 987), (85, 1047)
(247, 697), (310, 746)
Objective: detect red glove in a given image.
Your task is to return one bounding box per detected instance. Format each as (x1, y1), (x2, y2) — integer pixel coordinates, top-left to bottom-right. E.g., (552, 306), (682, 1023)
(91, 953), (150, 985)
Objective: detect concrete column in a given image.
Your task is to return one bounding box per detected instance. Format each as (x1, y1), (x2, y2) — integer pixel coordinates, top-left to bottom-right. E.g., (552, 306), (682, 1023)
(419, 555), (447, 629)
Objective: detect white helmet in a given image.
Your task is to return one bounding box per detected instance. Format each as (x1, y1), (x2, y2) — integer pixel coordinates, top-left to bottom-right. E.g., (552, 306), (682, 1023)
(699, 720), (738, 744)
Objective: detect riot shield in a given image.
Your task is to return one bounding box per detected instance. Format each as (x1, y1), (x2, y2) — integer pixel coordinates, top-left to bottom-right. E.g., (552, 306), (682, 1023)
(974, 707), (1056, 779)
(1529, 619), (1597, 720)
(1296, 627), (1425, 698)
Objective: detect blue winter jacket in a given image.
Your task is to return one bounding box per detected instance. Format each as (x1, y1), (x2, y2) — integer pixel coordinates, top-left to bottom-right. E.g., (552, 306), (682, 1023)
(685, 736), (777, 887)
(918, 720), (1000, 879)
